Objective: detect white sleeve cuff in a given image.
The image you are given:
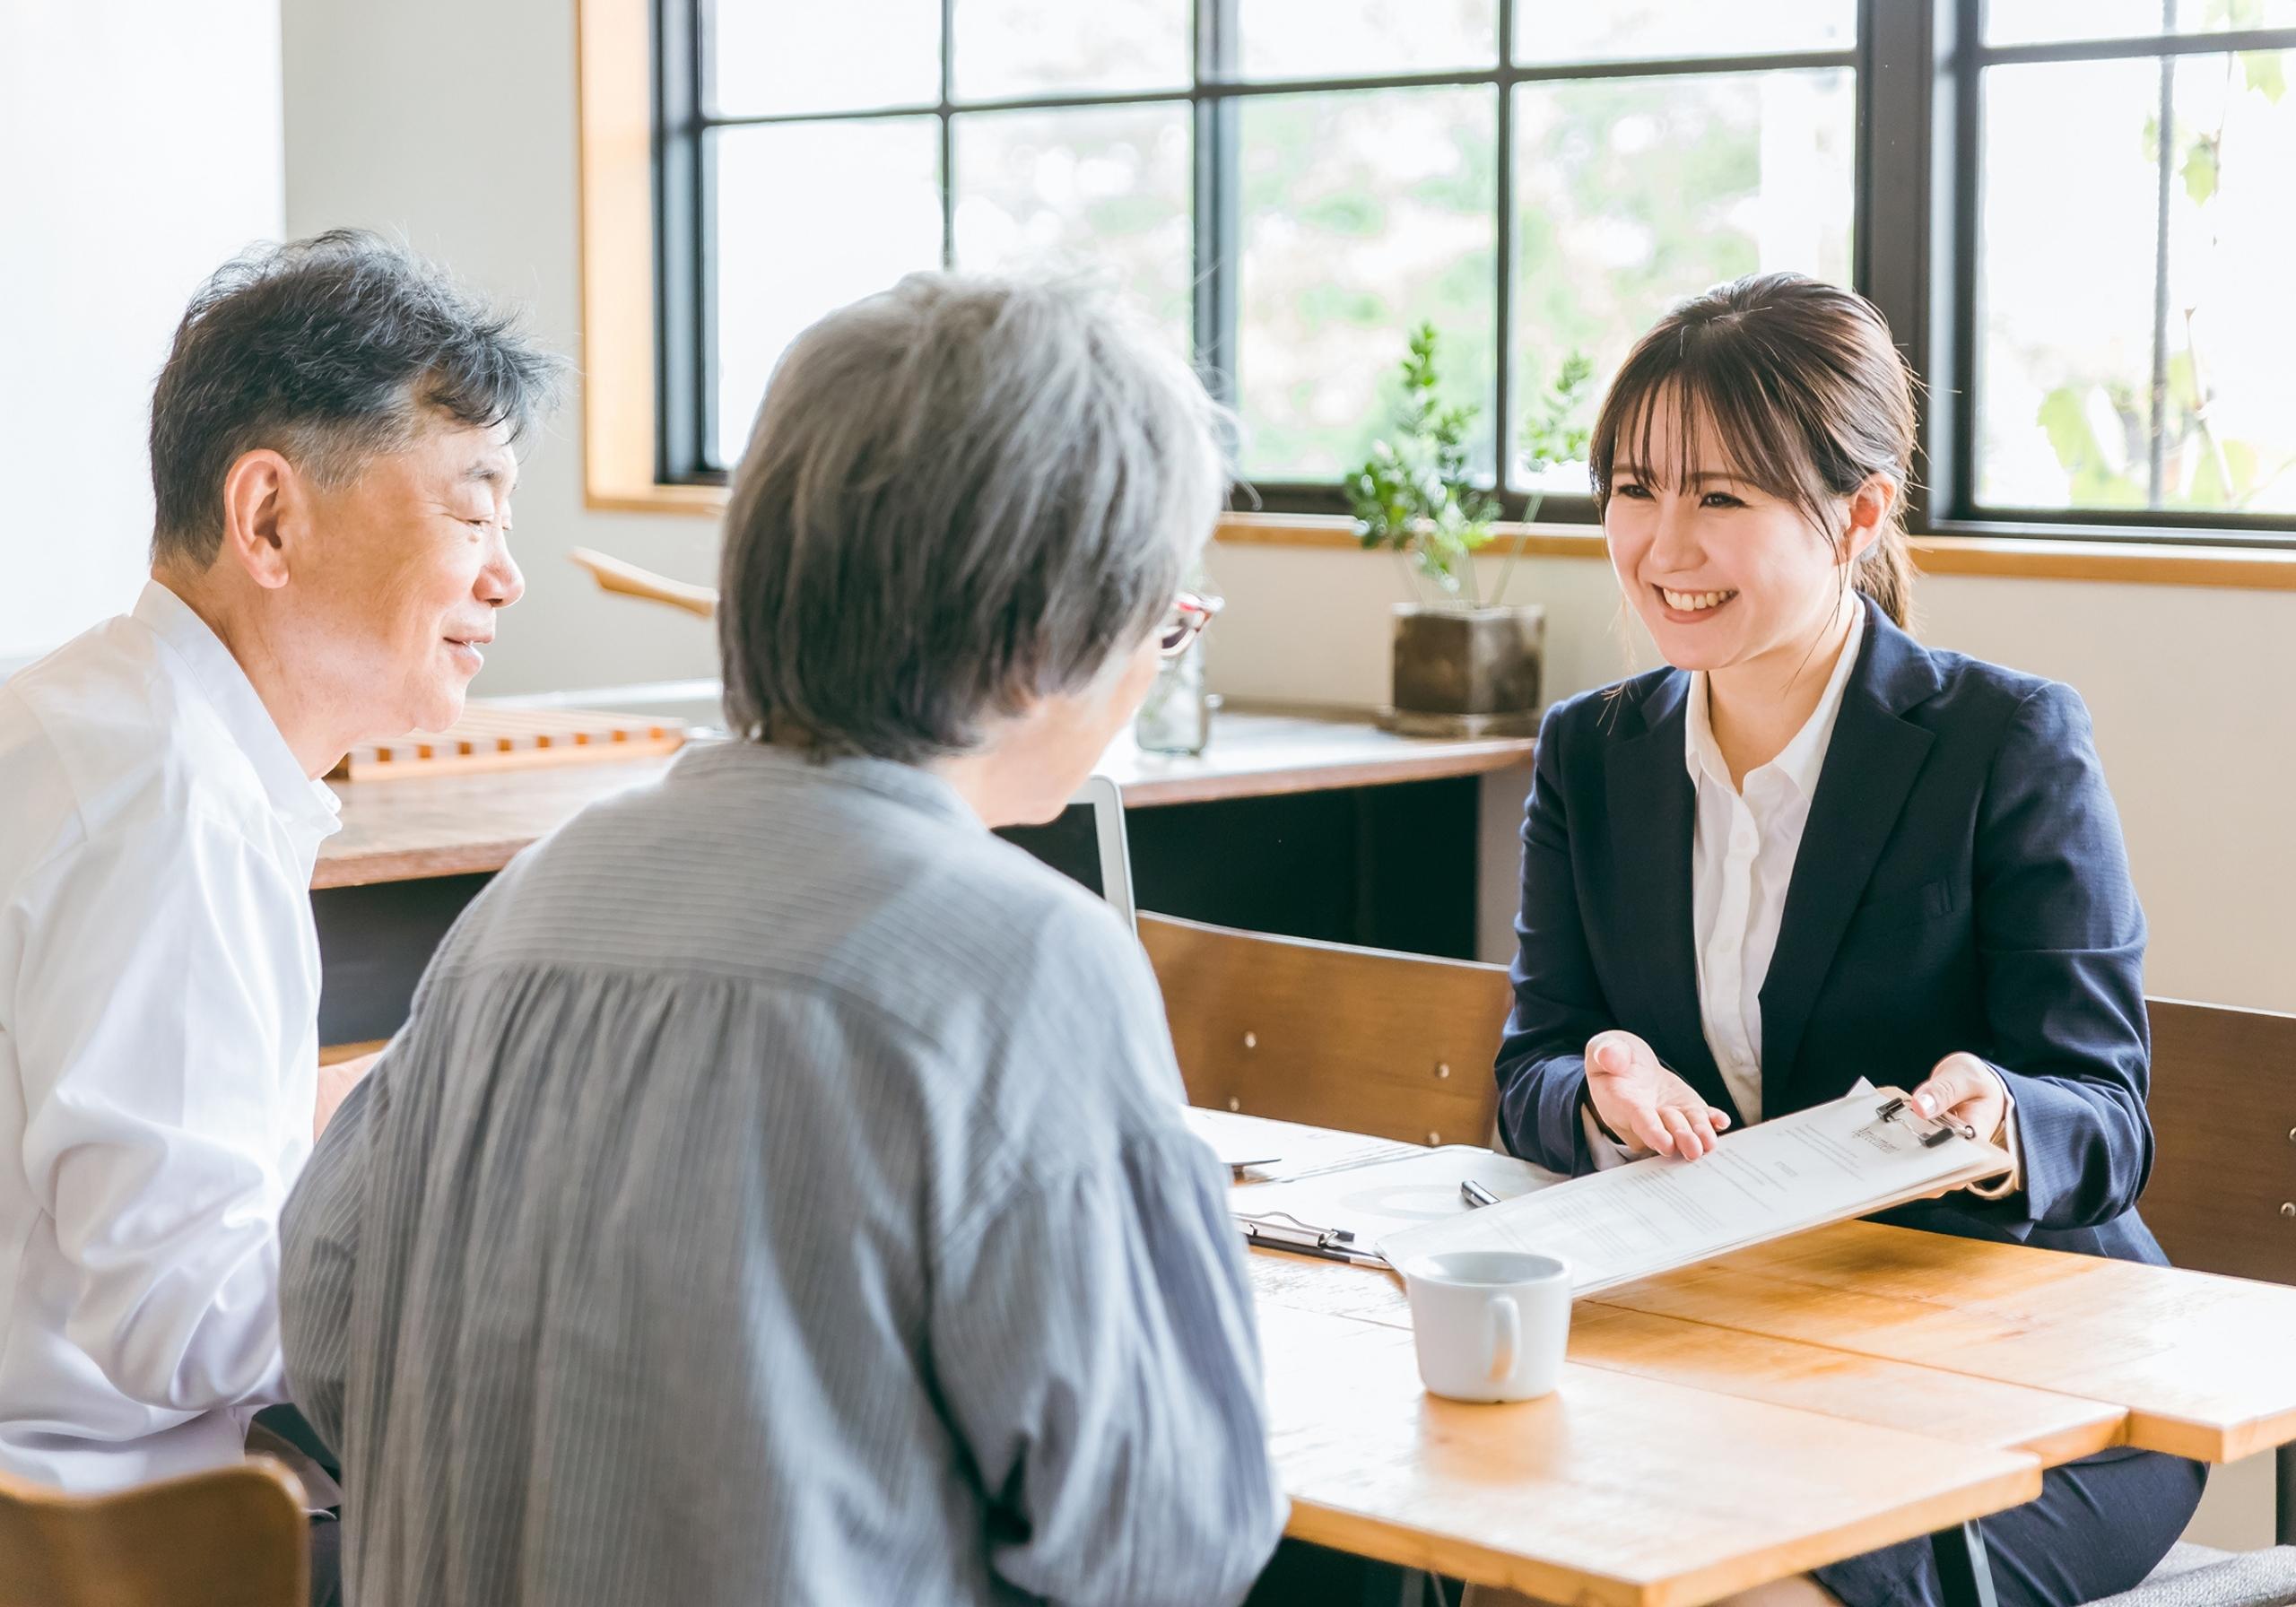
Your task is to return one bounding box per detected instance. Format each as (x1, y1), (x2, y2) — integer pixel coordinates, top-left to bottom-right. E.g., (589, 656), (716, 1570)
(1581, 1104), (1653, 1170)
(1960, 1071), (2022, 1200)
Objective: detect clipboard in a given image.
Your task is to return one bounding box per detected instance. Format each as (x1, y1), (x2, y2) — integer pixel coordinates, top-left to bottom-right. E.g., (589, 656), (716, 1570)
(1231, 1146), (1562, 1269)
(1378, 1085), (2013, 1292)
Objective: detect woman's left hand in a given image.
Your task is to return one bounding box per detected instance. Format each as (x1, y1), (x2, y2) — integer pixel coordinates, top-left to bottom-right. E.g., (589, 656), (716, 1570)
(1907, 1052), (2009, 1145)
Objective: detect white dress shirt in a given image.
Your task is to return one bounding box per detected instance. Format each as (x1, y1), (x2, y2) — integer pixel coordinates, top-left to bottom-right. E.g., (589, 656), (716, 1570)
(0, 580), (339, 1491)
(1587, 605), (2019, 1189)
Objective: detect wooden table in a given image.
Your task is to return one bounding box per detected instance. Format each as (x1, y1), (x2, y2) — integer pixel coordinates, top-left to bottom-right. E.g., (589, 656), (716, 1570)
(1215, 1112), (2296, 1607)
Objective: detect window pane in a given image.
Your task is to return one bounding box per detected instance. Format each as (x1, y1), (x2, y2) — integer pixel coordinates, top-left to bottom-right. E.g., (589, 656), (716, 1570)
(1237, 0), (1496, 81)
(1976, 51), (2296, 515)
(953, 105), (1193, 343)
(1511, 70), (1854, 491)
(1986, 1), (2296, 48)
(1518, 0), (1854, 65)
(709, 0), (940, 116)
(1238, 87), (1499, 482)
(711, 120), (944, 467)
(952, 0), (1188, 98)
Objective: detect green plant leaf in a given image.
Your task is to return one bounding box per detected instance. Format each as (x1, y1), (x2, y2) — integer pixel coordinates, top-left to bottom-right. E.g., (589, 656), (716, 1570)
(2037, 386), (2100, 473)
(2166, 352), (2201, 414)
(2242, 50), (2288, 104)
(2182, 136), (2219, 206)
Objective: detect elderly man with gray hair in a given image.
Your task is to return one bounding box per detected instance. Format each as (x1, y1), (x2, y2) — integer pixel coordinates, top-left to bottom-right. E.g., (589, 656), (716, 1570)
(0, 230), (561, 1602)
(278, 274), (1289, 1606)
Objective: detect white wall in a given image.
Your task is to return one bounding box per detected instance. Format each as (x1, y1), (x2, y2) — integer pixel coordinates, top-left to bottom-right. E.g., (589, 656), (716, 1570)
(1205, 539), (2296, 1017)
(0, 0), (285, 669)
(280, 0), (722, 698)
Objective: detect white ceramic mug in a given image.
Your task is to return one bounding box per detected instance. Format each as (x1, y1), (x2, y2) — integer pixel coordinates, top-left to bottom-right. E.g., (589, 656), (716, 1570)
(1400, 1249), (1571, 1403)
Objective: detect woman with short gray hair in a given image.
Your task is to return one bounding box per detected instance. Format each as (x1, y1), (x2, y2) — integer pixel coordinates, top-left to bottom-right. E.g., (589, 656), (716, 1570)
(279, 274), (1288, 1607)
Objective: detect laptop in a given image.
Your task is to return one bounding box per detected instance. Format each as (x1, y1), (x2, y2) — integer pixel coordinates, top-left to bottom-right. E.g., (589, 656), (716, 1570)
(992, 774), (1135, 931)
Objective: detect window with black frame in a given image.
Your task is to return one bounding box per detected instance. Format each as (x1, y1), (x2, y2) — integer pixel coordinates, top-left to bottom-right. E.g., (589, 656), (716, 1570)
(665, 0), (1857, 508)
(660, 0), (2296, 542)
(1958, 2), (2296, 530)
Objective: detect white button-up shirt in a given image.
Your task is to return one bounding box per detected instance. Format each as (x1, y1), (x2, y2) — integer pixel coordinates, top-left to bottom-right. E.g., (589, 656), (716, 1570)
(1685, 604), (1867, 1125)
(1587, 604), (2018, 1189)
(0, 580), (340, 1491)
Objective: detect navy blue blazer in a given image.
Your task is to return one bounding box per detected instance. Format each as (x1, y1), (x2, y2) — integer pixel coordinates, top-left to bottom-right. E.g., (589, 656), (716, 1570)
(1495, 599), (2165, 1265)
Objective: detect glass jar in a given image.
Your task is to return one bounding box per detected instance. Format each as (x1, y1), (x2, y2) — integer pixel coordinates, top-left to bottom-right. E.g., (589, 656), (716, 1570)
(1134, 633), (1213, 755)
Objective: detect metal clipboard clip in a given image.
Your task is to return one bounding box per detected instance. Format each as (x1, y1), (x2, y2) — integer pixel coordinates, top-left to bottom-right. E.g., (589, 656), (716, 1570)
(1235, 1210), (1388, 1267)
(1874, 1094), (1978, 1148)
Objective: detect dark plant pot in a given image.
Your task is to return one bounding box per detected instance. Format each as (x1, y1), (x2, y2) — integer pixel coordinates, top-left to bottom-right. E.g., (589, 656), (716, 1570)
(1385, 603), (1545, 738)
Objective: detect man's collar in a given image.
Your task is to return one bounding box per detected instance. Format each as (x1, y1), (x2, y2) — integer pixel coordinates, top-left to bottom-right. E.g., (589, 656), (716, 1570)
(133, 581), (342, 836)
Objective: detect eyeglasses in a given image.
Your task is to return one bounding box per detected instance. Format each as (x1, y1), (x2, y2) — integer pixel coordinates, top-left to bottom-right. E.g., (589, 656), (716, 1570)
(1158, 590), (1224, 659)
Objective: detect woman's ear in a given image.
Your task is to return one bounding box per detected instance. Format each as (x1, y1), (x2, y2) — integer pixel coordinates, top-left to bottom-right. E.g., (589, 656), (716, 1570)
(1839, 473), (1897, 567)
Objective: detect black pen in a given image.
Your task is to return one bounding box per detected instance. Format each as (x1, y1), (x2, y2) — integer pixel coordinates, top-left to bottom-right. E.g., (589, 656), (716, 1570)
(1459, 1179), (1500, 1209)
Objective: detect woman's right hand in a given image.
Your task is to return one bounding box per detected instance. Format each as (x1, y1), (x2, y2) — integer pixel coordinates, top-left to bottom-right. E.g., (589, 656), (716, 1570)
(1583, 1030), (1733, 1160)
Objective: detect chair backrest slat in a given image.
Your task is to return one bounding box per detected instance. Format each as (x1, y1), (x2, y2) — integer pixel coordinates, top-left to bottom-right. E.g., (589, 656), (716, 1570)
(1139, 913), (1512, 1149)
(0, 1458), (307, 1607)
(2142, 996), (2296, 1287)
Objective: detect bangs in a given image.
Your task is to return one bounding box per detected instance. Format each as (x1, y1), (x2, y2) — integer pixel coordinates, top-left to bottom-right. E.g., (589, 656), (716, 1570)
(1590, 326), (1837, 536)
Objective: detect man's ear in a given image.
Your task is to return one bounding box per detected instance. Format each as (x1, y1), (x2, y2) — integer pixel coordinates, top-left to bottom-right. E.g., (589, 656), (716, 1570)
(1839, 473), (1897, 567)
(216, 448), (303, 591)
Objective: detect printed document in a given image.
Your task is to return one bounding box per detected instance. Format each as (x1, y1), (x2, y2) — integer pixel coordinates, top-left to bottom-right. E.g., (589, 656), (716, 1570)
(1378, 1086), (2013, 1292)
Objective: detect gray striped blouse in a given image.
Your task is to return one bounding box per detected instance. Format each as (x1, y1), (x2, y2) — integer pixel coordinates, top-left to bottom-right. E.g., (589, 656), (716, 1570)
(280, 742), (1287, 1605)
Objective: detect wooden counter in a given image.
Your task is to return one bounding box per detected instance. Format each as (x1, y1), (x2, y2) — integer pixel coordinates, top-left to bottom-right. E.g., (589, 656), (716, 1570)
(313, 706), (1536, 890)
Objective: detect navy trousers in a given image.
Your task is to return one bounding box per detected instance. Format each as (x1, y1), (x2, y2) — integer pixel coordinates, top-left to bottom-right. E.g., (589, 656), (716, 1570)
(1814, 1449), (2208, 1607)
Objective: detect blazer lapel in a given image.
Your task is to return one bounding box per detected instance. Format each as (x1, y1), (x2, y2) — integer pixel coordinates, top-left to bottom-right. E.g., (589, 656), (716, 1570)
(1605, 674), (1732, 1116)
(1759, 605), (1942, 1104)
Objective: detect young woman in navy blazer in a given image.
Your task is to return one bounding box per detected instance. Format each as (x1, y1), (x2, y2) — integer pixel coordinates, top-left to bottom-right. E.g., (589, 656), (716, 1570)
(1496, 274), (2201, 1607)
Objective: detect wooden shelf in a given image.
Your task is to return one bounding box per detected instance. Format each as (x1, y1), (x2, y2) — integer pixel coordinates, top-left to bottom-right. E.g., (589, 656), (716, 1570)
(313, 704), (1536, 890)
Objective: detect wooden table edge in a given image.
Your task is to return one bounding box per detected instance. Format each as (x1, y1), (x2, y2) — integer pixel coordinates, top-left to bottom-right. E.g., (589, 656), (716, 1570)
(1283, 1457), (2044, 1607)
(1597, 1227), (2296, 1465)
(2136, 1402), (2296, 1465)
(1247, 1250), (2131, 1468)
(1118, 743), (1535, 808)
(311, 839), (545, 889)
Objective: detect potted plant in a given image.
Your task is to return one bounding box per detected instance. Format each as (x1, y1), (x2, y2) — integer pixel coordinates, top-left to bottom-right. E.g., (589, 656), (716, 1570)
(1347, 324), (1591, 736)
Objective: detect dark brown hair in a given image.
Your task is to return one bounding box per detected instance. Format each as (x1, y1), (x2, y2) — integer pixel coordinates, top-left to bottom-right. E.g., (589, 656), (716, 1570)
(1587, 273), (1918, 628)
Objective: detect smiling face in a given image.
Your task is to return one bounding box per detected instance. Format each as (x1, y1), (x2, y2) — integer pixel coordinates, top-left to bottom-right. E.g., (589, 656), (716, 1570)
(1603, 390), (1873, 681)
(284, 416), (525, 738)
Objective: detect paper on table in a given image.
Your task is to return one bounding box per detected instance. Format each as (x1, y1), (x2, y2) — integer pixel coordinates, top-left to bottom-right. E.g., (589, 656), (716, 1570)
(1234, 1145), (1562, 1250)
(1377, 1085), (2013, 1293)
(1184, 1107), (1421, 1181)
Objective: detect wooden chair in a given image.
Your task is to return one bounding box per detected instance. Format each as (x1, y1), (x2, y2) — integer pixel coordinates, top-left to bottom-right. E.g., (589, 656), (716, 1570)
(2140, 997), (2296, 1289)
(1138, 912), (1514, 1149)
(2127, 996), (2296, 1596)
(0, 1457), (308, 1607)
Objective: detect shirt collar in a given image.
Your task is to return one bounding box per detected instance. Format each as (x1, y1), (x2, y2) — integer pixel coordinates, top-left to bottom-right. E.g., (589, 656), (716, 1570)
(1683, 600), (1867, 800)
(132, 581), (343, 837)
(669, 737), (986, 831)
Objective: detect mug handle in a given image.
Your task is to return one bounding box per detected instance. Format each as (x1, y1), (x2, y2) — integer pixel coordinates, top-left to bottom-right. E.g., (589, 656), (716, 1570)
(1486, 1296), (1520, 1385)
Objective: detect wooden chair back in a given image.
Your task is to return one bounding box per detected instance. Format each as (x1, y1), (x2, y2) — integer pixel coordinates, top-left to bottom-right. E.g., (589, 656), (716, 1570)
(0, 1458), (308, 1607)
(2141, 996), (2296, 1287)
(1138, 913), (1513, 1148)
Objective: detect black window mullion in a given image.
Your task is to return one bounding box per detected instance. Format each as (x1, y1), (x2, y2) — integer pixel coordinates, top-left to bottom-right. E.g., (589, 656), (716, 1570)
(1947, 0), (1982, 526)
(1194, 0), (1241, 410)
(656, 0), (710, 482)
(1493, 0), (1516, 499)
(939, 0), (957, 271)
